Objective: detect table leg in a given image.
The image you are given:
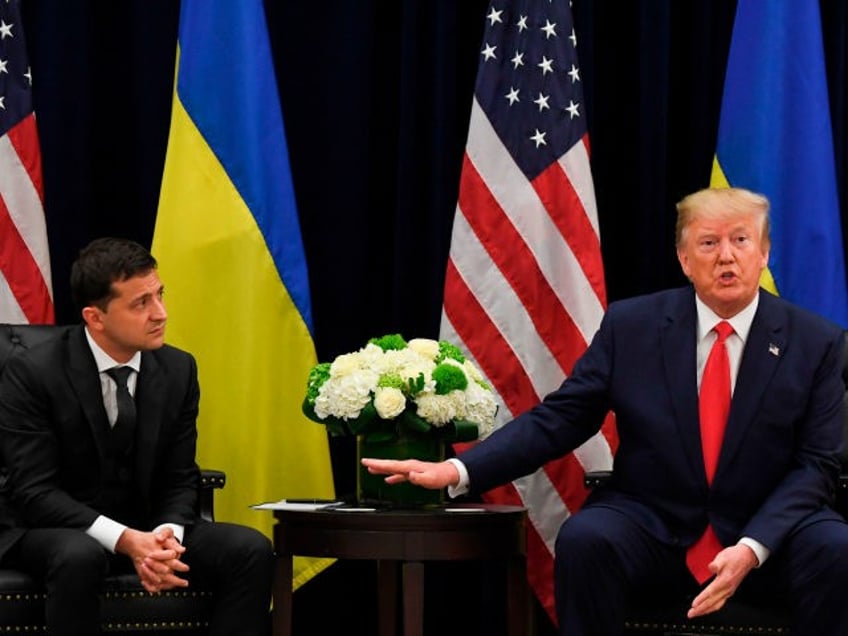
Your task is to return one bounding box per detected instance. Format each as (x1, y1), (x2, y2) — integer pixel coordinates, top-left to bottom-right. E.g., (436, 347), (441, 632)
(402, 561), (425, 636)
(506, 554), (530, 636)
(272, 554), (294, 636)
(377, 560), (398, 636)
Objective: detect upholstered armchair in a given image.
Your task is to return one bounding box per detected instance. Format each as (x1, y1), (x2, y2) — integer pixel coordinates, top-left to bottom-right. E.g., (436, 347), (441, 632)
(583, 331), (848, 635)
(0, 323), (224, 633)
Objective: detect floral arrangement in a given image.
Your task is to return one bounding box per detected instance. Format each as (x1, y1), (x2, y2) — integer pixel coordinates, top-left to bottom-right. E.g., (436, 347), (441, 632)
(303, 334), (498, 444)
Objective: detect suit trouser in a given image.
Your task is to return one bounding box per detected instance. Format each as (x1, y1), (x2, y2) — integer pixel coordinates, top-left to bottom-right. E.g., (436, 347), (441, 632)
(554, 505), (848, 636)
(12, 520), (275, 636)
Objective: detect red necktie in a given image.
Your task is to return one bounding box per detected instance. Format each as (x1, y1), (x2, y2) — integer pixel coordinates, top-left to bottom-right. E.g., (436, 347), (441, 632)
(686, 320), (733, 584)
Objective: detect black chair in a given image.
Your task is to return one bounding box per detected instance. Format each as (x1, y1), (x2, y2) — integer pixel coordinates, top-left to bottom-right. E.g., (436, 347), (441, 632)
(584, 331), (848, 635)
(0, 323), (225, 633)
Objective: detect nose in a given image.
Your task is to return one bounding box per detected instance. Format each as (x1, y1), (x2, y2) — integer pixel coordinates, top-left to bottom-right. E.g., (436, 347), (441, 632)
(717, 238), (734, 262)
(151, 296), (168, 321)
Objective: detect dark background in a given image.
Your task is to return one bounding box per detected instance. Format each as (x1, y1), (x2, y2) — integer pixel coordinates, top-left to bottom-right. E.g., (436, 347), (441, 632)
(18, 1), (848, 633)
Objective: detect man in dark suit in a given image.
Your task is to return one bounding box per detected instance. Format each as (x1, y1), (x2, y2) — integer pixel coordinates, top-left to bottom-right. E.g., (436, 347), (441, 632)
(362, 187), (848, 635)
(0, 237), (275, 635)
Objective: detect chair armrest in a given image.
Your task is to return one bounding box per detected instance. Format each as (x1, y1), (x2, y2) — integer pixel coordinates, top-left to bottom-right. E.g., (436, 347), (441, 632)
(583, 470), (612, 490)
(198, 469), (226, 522)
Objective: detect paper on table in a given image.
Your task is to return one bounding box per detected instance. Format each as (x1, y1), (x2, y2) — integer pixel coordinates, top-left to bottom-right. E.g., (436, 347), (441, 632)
(250, 499), (345, 511)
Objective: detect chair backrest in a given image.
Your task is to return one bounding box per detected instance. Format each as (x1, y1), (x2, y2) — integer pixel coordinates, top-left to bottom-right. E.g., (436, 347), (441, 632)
(0, 324), (72, 376)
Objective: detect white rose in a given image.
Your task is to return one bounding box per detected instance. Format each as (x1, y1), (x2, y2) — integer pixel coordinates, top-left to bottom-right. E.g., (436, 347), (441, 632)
(373, 387), (406, 419)
(407, 338), (440, 360)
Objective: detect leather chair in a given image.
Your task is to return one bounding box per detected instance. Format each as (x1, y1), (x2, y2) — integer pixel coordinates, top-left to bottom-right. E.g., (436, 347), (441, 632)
(0, 323), (225, 634)
(584, 331), (848, 635)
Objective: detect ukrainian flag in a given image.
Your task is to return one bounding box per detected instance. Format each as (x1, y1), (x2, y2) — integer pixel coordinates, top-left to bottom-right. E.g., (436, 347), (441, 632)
(153, 1), (335, 587)
(710, 0), (848, 327)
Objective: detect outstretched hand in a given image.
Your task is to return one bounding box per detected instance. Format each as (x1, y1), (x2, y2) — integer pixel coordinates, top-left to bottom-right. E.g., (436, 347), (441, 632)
(360, 458), (460, 490)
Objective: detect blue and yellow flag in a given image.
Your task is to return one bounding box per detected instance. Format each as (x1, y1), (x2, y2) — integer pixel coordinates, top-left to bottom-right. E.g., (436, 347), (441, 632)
(711, 0), (848, 327)
(153, 1), (335, 587)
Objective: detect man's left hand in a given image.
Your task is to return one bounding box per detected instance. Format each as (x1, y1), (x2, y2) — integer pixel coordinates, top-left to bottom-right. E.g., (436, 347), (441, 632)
(687, 543), (759, 618)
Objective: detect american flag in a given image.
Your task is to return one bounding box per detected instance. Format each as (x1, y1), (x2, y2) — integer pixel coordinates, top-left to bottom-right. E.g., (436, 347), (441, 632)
(0, 0), (53, 324)
(440, 0), (617, 622)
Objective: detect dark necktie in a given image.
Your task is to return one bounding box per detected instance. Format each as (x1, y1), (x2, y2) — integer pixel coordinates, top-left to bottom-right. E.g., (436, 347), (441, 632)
(105, 366), (137, 450)
(686, 320), (734, 584)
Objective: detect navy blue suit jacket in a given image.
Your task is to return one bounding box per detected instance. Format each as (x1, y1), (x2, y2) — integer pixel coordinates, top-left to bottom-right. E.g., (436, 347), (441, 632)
(460, 287), (845, 552)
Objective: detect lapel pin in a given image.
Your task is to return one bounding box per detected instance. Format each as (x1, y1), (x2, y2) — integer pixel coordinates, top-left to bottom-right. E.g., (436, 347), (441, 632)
(768, 343), (780, 356)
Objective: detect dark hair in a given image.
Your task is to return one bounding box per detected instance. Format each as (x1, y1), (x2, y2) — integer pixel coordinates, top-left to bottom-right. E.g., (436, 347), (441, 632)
(70, 237), (157, 311)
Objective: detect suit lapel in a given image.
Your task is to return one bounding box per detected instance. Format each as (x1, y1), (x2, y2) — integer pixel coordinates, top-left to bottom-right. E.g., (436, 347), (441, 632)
(65, 327), (110, 459)
(715, 291), (785, 480)
(661, 289), (705, 483)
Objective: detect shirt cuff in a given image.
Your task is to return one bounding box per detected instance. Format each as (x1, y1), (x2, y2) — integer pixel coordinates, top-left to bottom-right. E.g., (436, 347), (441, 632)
(153, 523), (185, 544)
(738, 537), (770, 567)
(86, 515), (128, 553)
(446, 458), (470, 498)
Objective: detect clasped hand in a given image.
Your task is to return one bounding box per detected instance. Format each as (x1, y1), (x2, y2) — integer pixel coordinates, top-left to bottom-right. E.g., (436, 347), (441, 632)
(115, 527), (189, 593)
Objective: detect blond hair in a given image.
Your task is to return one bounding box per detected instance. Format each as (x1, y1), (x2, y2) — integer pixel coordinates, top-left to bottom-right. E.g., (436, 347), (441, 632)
(675, 187), (771, 249)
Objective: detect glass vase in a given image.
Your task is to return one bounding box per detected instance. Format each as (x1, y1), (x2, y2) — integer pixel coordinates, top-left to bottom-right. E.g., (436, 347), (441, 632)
(356, 433), (446, 508)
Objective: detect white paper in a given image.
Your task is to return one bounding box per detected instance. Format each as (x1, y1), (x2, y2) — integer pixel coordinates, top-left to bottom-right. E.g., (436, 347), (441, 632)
(250, 500), (345, 511)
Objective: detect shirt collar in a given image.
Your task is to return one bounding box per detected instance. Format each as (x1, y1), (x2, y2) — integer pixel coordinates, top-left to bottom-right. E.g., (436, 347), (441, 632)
(84, 327), (141, 374)
(694, 292), (759, 344)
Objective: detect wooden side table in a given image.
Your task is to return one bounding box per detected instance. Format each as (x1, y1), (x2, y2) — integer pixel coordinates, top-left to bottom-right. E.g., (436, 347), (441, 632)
(272, 504), (528, 636)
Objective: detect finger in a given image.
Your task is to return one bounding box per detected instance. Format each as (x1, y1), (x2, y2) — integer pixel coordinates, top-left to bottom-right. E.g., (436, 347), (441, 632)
(384, 474), (408, 484)
(146, 548), (180, 562)
(158, 573), (190, 589)
(143, 557), (172, 576)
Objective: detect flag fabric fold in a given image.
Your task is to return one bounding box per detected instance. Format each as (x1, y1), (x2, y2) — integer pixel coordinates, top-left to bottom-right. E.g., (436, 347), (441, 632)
(153, 0), (335, 588)
(0, 0), (53, 325)
(710, 0), (848, 327)
(440, 0), (617, 622)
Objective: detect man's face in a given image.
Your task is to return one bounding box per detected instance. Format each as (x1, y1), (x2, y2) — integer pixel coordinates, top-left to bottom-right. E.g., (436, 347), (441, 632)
(676, 211), (769, 318)
(88, 270), (167, 362)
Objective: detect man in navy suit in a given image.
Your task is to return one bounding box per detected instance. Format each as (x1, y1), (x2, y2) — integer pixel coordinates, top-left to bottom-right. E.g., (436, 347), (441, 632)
(0, 238), (275, 635)
(363, 187), (848, 635)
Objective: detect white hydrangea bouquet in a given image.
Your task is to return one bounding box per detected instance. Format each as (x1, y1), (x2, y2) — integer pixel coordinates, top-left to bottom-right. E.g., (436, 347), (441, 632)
(303, 334), (498, 444)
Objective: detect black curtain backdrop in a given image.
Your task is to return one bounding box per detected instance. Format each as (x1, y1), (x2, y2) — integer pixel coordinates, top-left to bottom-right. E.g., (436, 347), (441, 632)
(18, 1), (848, 634)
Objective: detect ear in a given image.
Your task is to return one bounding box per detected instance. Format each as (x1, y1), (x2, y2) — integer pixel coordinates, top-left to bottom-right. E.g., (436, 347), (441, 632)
(677, 247), (691, 279)
(81, 306), (104, 331)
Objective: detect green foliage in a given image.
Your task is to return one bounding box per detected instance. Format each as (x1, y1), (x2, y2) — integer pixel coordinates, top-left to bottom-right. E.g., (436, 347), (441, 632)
(406, 372), (426, 396)
(304, 362), (331, 404)
(431, 363), (468, 395)
(436, 340), (466, 364)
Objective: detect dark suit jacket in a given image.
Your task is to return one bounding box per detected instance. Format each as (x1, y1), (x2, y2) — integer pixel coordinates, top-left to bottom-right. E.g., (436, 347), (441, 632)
(460, 287), (846, 553)
(0, 325), (200, 555)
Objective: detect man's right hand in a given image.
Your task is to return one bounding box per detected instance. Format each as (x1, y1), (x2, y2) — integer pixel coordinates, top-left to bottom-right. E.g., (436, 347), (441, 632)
(360, 458), (460, 489)
(115, 527), (190, 593)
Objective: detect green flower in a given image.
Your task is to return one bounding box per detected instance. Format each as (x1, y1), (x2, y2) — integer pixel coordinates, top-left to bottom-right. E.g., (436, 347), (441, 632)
(369, 334), (407, 351)
(431, 363), (468, 395)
